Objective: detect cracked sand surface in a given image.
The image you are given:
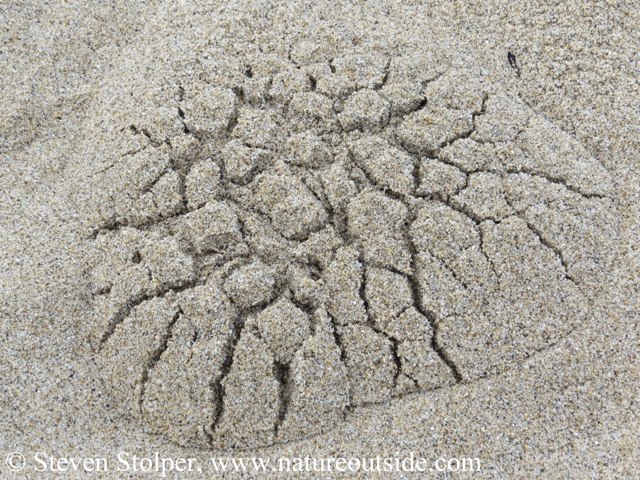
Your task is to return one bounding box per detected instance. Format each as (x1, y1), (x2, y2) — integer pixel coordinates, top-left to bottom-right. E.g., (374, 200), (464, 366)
(74, 45), (620, 450)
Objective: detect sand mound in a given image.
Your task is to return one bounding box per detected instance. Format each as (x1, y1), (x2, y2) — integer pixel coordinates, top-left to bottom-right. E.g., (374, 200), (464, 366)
(75, 43), (618, 449)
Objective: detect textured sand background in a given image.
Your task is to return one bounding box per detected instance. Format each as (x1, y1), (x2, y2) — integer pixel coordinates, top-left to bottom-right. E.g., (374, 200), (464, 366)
(1, 0), (638, 478)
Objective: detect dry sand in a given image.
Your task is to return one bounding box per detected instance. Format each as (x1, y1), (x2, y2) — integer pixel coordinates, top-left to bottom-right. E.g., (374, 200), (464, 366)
(1, 0), (638, 478)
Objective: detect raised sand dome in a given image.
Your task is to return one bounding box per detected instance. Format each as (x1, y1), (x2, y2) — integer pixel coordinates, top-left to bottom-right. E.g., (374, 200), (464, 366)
(79, 44), (618, 449)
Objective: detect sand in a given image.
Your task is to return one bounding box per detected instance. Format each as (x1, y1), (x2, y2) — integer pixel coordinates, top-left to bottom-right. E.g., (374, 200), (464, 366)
(1, 0), (638, 478)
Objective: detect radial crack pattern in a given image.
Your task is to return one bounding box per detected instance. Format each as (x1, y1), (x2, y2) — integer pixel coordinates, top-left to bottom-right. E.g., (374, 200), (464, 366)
(83, 45), (618, 449)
